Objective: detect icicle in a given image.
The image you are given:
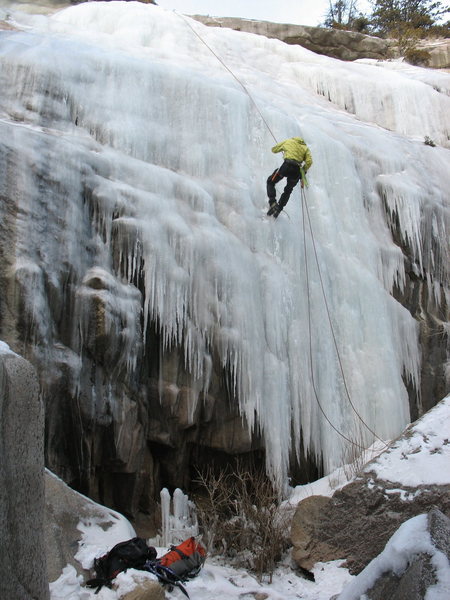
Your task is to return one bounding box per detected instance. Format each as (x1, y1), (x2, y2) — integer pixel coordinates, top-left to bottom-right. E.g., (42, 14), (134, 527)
(159, 487), (171, 548)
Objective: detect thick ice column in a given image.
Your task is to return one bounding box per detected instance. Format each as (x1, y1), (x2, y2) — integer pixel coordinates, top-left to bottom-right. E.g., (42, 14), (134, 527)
(159, 488), (198, 547)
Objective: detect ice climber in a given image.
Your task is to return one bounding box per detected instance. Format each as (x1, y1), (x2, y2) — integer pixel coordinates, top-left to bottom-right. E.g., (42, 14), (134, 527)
(266, 136), (313, 218)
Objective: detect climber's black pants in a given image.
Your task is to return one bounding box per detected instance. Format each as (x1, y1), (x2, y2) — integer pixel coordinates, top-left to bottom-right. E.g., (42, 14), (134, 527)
(266, 159), (301, 208)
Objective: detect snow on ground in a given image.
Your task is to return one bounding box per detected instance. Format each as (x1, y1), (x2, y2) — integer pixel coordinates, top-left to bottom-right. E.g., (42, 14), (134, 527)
(49, 475), (355, 600)
(288, 395), (450, 508)
(0, 340), (18, 356)
(50, 554), (354, 600)
(366, 394), (450, 487)
(180, 557), (353, 600)
(286, 441), (387, 507)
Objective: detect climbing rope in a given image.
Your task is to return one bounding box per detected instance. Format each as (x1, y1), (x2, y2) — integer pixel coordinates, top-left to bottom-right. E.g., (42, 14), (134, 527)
(177, 11), (387, 450)
(176, 12), (278, 144)
(300, 191), (369, 449)
(301, 186), (388, 448)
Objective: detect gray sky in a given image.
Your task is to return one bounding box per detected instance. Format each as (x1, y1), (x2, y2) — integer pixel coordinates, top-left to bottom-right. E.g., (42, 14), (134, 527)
(156, 0), (372, 28)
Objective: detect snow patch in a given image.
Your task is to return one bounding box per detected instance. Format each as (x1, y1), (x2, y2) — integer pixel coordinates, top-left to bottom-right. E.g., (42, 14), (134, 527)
(366, 395), (450, 487)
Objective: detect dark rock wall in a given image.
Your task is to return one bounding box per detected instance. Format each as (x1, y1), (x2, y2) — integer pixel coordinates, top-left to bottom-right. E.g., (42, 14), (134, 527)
(393, 264), (449, 419)
(0, 348), (49, 599)
(382, 192), (449, 419)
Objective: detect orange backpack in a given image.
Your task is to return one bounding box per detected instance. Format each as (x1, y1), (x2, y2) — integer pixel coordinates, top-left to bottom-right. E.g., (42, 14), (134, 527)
(159, 537), (206, 580)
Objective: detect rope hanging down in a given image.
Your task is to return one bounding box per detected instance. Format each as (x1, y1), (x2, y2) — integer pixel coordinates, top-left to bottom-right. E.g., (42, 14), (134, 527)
(176, 12), (278, 144)
(300, 191), (368, 449)
(301, 187), (388, 449)
(177, 11), (386, 450)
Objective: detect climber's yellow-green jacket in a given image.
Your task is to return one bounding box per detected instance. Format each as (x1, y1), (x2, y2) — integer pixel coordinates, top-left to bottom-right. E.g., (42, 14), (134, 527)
(271, 137), (313, 171)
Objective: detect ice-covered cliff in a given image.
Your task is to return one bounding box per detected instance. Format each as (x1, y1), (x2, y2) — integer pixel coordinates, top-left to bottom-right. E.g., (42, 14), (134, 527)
(0, 1), (448, 508)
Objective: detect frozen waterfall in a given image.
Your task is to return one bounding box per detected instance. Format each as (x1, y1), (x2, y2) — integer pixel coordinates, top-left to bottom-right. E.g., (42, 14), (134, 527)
(0, 1), (449, 491)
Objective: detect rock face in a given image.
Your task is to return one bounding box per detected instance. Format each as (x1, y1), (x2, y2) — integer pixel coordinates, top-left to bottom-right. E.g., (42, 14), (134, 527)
(193, 16), (450, 69)
(290, 495), (334, 566)
(192, 16), (394, 61)
(291, 397), (450, 575)
(0, 344), (49, 600)
(292, 476), (450, 574)
(336, 507), (450, 600)
(418, 38), (450, 69)
(44, 469), (135, 582)
(393, 270), (449, 419)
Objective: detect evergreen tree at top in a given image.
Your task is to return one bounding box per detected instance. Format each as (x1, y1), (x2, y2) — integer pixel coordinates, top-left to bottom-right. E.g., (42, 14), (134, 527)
(371, 0), (450, 35)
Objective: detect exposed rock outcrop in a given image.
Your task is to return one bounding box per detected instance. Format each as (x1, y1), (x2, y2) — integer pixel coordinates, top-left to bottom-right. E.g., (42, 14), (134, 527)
(292, 476), (450, 574)
(0, 21), (18, 30)
(44, 469), (136, 582)
(0, 344), (49, 600)
(291, 396), (450, 574)
(191, 16), (394, 61)
(193, 16), (450, 69)
(418, 38), (450, 69)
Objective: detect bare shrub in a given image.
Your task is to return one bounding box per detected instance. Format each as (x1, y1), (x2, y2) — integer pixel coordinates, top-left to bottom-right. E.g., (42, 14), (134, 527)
(340, 422), (372, 481)
(340, 421), (390, 483)
(193, 461), (291, 582)
(404, 46), (431, 65)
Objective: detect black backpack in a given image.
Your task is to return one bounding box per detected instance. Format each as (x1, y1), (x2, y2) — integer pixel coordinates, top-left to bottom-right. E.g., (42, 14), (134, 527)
(86, 537), (157, 593)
